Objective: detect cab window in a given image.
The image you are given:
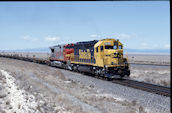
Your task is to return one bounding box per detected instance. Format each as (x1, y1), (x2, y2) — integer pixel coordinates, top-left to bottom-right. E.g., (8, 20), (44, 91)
(96, 47), (98, 52)
(105, 45), (113, 49)
(113, 45), (117, 49)
(100, 46), (103, 51)
(119, 45), (123, 49)
(114, 42), (118, 49)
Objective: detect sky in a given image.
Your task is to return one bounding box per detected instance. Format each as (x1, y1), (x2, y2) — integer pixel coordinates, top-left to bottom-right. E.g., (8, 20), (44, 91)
(0, 1), (170, 50)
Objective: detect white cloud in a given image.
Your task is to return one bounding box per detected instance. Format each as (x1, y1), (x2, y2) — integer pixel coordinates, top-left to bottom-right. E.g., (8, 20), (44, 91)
(23, 35), (39, 42)
(44, 36), (60, 42)
(89, 34), (101, 38)
(115, 34), (131, 39)
(89, 33), (136, 40)
(164, 44), (170, 49)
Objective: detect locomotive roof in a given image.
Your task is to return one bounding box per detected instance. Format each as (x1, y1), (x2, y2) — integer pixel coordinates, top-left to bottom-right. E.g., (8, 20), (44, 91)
(94, 38), (122, 48)
(49, 45), (64, 49)
(49, 39), (122, 49)
(75, 40), (98, 46)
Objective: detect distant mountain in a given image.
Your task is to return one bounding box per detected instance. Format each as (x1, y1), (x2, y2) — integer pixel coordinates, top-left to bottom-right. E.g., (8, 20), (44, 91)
(124, 48), (170, 55)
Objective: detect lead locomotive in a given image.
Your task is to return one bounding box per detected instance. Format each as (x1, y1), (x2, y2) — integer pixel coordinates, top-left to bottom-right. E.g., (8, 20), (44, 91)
(49, 38), (130, 79)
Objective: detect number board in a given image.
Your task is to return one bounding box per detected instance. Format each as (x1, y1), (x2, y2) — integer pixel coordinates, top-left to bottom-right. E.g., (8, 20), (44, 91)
(104, 42), (112, 45)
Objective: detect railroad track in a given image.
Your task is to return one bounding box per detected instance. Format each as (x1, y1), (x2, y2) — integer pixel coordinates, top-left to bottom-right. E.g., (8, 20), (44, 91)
(0, 54), (171, 97)
(112, 79), (170, 97)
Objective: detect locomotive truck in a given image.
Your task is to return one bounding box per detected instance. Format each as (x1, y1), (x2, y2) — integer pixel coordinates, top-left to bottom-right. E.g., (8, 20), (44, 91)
(49, 38), (130, 79)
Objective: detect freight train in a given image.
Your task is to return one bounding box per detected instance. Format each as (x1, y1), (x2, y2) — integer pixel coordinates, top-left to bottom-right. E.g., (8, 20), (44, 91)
(49, 38), (130, 79)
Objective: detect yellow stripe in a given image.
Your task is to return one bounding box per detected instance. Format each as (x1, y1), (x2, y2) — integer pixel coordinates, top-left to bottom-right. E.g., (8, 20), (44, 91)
(71, 61), (94, 66)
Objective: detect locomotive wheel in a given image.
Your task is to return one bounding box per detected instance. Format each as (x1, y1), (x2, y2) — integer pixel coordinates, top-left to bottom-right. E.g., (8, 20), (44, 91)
(105, 77), (109, 81)
(47, 62), (51, 66)
(73, 66), (77, 72)
(95, 75), (99, 78)
(117, 69), (123, 75)
(126, 70), (130, 76)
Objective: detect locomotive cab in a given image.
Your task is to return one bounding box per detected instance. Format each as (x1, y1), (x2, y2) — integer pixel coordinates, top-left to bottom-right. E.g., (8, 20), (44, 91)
(104, 40), (124, 66)
(94, 38), (130, 77)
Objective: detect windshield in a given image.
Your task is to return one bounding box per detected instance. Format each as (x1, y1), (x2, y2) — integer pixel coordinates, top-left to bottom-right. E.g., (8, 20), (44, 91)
(105, 45), (113, 49)
(105, 45), (117, 49)
(104, 42), (122, 50)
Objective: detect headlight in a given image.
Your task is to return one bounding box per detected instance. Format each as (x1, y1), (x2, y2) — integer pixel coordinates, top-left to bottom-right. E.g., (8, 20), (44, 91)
(105, 65), (108, 70)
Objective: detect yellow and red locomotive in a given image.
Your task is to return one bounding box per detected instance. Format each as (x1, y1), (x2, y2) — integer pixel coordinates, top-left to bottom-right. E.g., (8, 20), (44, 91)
(49, 38), (130, 79)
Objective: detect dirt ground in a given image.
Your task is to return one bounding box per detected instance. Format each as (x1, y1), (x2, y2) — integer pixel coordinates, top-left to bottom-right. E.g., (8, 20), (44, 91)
(130, 64), (170, 87)
(128, 54), (170, 87)
(0, 57), (150, 113)
(127, 54), (170, 65)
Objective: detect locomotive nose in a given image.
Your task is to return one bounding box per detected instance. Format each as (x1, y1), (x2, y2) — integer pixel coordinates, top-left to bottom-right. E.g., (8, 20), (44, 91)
(110, 52), (119, 58)
(109, 51), (124, 65)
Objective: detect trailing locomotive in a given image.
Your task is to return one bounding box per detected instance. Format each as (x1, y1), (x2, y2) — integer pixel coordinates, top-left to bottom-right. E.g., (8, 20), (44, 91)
(49, 38), (130, 79)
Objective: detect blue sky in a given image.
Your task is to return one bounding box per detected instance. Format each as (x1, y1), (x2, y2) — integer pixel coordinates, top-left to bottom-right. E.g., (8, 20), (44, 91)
(0, 1), (170, 50)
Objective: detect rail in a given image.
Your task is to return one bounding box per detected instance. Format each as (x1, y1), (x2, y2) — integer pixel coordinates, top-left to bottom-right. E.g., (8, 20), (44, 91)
(112, 79), (170, 97)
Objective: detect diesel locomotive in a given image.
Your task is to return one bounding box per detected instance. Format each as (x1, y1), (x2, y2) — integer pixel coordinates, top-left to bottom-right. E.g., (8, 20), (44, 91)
(49, 38), (130, 79)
